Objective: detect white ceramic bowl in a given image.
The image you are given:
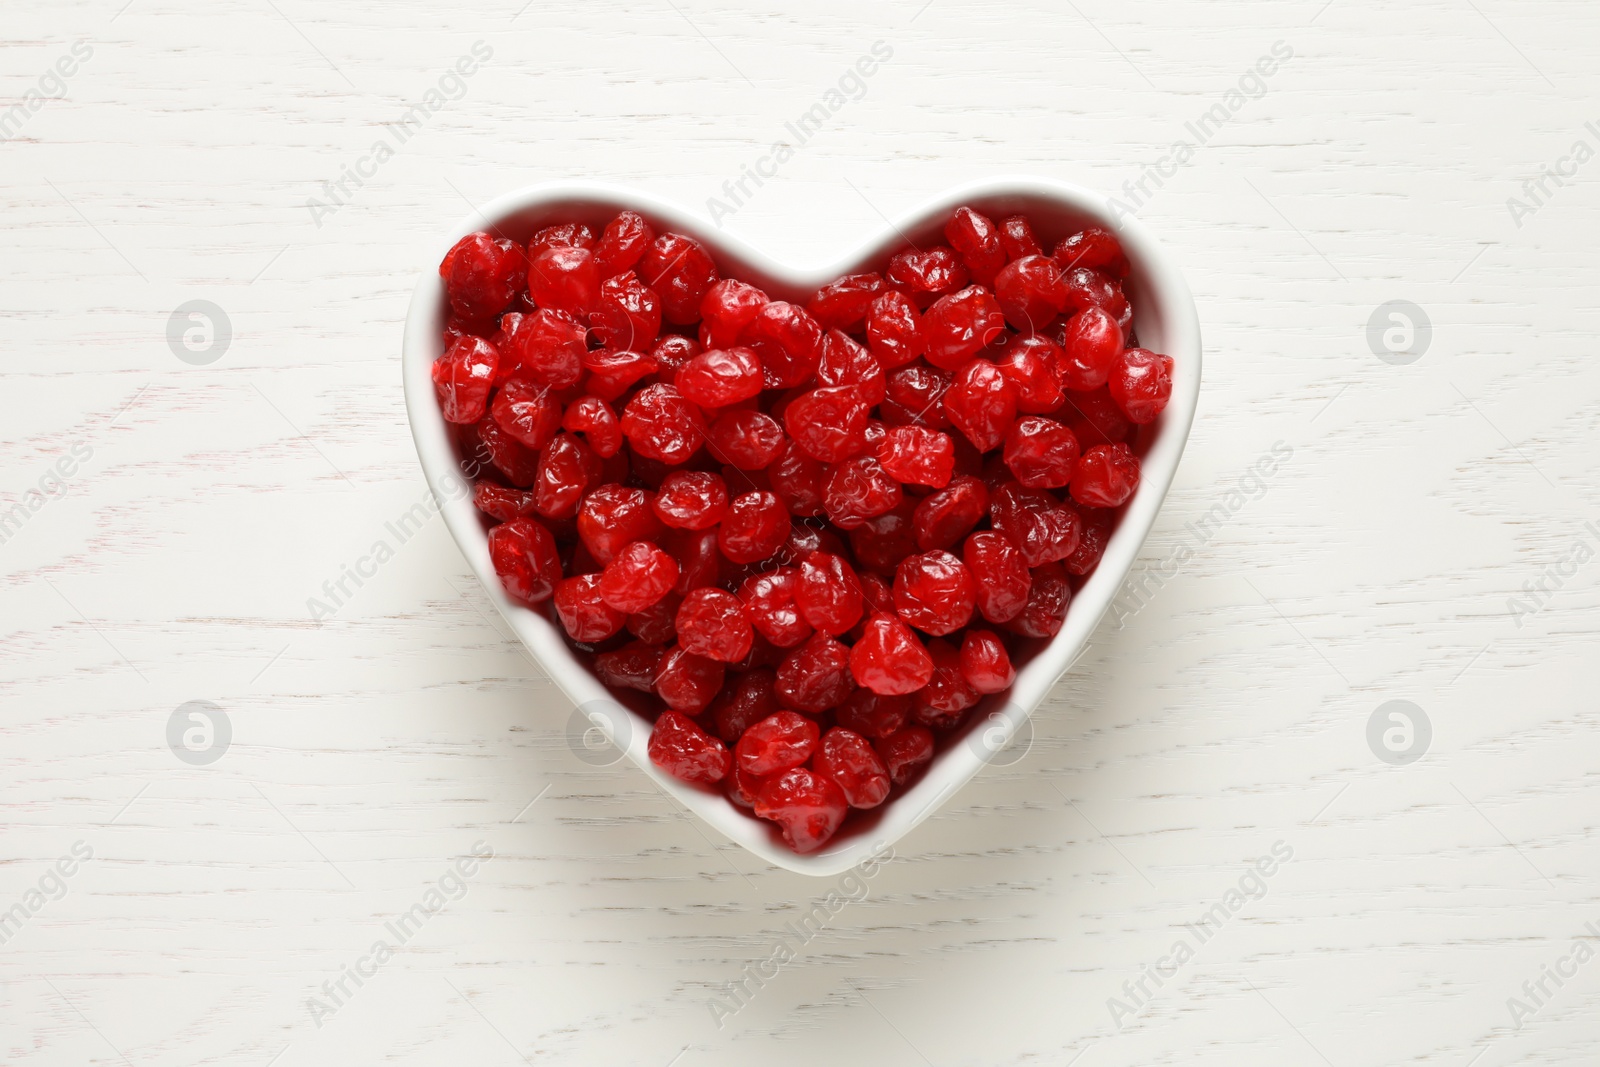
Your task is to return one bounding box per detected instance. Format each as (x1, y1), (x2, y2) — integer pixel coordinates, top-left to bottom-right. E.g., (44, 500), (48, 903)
(402, 178), (1201, 876)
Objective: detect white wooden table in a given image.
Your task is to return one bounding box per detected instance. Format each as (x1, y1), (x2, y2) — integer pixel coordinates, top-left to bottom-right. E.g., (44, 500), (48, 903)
(4, 1), (1597, 1063)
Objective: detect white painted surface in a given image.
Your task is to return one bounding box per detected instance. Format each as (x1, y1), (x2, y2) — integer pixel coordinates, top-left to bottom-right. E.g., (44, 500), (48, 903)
(2, 1), (1597, 1064)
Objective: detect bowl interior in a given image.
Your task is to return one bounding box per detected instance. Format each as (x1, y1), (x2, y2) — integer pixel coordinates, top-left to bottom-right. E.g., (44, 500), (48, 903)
(402, 179), (1200, 875)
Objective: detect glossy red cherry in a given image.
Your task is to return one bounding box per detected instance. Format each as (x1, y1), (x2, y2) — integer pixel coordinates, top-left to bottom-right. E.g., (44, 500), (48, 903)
(593, 211), (654, 277)
(849, 613), (934, 695)
(753, 768), (848, 853)
(775, 631), (855, 712)
(598, 540), (678, 614)
(649, 709), (731, 785)
(1070, 443), (1141, 508)
(735, 710), (819, 777)
(671, 587), (753, 663)
(814, 727), (891, 809)
(488, 517), (561, 605)
(553, 573), (626, 642)
(433, 336), (500, 424)
(1108, 347), (1174, 424)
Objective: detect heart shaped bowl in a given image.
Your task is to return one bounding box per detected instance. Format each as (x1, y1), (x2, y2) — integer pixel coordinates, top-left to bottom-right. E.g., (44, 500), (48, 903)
(402, 178), (1200, 876)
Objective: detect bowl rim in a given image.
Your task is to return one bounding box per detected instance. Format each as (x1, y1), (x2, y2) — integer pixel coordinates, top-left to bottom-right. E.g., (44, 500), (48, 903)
(402, 176), (1201, 876)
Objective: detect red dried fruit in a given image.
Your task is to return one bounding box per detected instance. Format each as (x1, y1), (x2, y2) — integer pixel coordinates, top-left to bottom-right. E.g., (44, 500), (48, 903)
(849, 613), (934, 695)
(877, 425), (955, 488)
(738, 567), (812, 648)
(492, 379), (563, 451)
(795, 550), (864, 635)
(883, 363), (952, 428)
(676, 587), (754, 663)
(836, 689), (910, 739)
(700, 279), (770, 348)
(718, 491), (790, 564)
(1061, 266), (1128, 323)
(945, 206), (1007, 287)
(477, 414), (541, 487)
(500, 308), (586, 389)
(767, 439), (827, 517)
(649, 709), (731, 784)
(474, 482), (538, 523)
(989, 482), (1082, 567)
(598, 540), (678, 613)
(701, 410), (781, 471)
(534, 433), (604, 519)
(593, 211), (654, 278)
(998, 215), (1041, 260)
(912, 474), (989, 552)
(1052, 226), (1128, 278)
(913, 639), (979, 729)
(754, 767), (848, 853)
(1007, 562), (1071, 639)
(816, 330), (886, 406)
(627, 593), (680, 645)
(995, 335), (1066, 414)
(963, 531), (1032, 624)
(875, 726), (934, 786)
(959, 629), (1015, 693)
(1071, 442), (1141, 508)
(943, 359), (1018, 453)
(553, 573), (626, 642)
(488, 517), (561, 605)
(529, 245), (600, 317)
(887, 246), (969, 301)
(1108, 347), (1173, 424)
(562, 395), (623, 458)
(822, 455), (903, 529)
(743, 301), (825, 388)
(814, 727), (891, 809)
(709, 667), (780, 744)
(1065, 507), (1114, 576)
(808, 272), (885, 331)
(577, 484), (663, 566)
(665, 526), (723, 594)
(432, 336), (499, 423)
(736, 710), (819, 777)
(654, 645), (725, 714)
(587, 271), (662, 351)
(441, 232), (526, 322)
(922, 286), (1006, 370)
(528, 222), (595, 256)
(824, 499), (895, 570)
(650, 334), (701, 384)
(786, 386), (870, 464)
(595, 642), (664, 693)
(894, 550), (976, 636)
(1058, 384), (1135, 448)
(1003, 416), (1080, 489)
(638, 232), (719, 325)
(1059, 306), (1125, 391)
(621, 384), (706, 464)
(676, 345), (764, 408)
(653, 470), (729, 529)
(775, 631), (855, 712)
(993, 254), (1068, 332)
(865, 290), (927, 368)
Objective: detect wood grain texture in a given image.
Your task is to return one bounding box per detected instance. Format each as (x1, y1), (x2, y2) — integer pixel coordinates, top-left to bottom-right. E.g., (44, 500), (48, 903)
(3, 0), (1598, 1063)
